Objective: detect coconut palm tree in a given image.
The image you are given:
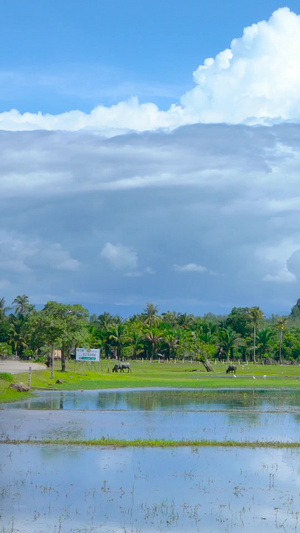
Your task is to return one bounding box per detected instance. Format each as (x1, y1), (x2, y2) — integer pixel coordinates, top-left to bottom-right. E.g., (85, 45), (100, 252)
(0, 297), (11, 319)
(275, 317), (288, 364)
(256, 328), (275, 359)
(218, 327), (239, 361)
(143, 326), (163, 361)
(161, 311), (180, 327)
(142, 303), (161, 327)
(247, 307), (264, 363)
(109, 323), (127, 360)
(12, 294), (33, 316)
(161, 329), (180, 360)
(125, 324), (144, 359)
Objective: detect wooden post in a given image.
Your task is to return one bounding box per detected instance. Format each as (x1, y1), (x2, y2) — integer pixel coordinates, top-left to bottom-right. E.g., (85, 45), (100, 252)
(28, 366), (32, 387)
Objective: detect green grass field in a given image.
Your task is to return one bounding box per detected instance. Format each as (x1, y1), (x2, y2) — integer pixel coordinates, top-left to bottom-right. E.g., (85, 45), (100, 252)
(1, 359), (300, 404)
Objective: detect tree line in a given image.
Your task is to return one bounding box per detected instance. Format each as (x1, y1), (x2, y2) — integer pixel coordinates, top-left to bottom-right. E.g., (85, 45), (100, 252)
(1, 296), (300, 370)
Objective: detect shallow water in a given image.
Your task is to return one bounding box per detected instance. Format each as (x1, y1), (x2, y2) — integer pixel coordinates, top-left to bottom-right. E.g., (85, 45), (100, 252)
(1, 389), (300, 442)
(2, 388), (300, 532)
(4, 387), (300, 412)
(1, 444), (300, 532)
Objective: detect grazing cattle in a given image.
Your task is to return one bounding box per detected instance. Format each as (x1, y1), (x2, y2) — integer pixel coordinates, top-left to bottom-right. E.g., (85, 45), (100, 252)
(112, 362), (131, 373)
(226, 364), (237, 374)
(119, 363), (131, 372)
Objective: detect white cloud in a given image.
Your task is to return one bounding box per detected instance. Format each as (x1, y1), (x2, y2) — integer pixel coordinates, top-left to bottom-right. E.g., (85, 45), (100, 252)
(2, 9), (300, 133)
(256, 238), (300, 284)
(100, 242), (138, 271)
(182, 7), (300, 124)
(264, 268), (296, 284)
(173, 263), (208, 273)
(0, 99), (189, 135)
(0, 231), (80, 274)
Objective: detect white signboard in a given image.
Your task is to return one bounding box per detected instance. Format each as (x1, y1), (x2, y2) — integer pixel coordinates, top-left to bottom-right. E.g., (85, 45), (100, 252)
(76, 348), (100, 362)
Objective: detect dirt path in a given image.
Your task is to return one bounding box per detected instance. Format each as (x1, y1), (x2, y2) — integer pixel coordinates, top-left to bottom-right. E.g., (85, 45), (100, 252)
(0, 360), (46, 374)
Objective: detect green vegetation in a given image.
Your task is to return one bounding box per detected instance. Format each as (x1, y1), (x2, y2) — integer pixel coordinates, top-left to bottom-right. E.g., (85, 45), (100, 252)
(0, 372), (13, 382)
(1, 295), (300, 404)
(2, 438), (300, 449)
(1, 360), (300, 404)
(2, 296), (300, 367)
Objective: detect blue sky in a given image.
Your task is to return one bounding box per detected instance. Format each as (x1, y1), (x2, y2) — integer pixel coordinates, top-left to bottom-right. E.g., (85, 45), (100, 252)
(1, 1), (300, 317)
(1, 0), (300, 113)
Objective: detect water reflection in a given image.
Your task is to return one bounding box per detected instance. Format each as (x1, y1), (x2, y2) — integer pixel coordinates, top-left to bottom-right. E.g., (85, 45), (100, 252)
(1, 389), (300, 443)
(1, 444), (300, 532)
(4, 388), (300, 412)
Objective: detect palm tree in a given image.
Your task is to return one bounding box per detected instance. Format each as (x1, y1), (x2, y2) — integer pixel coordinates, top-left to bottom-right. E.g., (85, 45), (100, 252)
(218, 327), (239, 361)
(161, 311), (180, 327)
(247, 307), (264, 363)
(143, 326), (163, 361)
(177, 313), (195, 329)
(12, 295), (33, 316)
(97, 312), (116, 330)
(256, 328), (274, 359)
(109, 323), (127, 360)
(142, 303), (161, 327)
(199, 322), (218, 344)
(161, 329), (180, 360)
(125, 324), (144, 359)
(0, 297), (11, 319)
(275, 317), (288, 364)
(8, 315), (29, 357)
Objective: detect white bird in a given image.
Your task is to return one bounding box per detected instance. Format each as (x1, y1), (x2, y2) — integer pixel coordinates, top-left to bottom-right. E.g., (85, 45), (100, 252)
(252, 376), (256, 379)
(263, 375), (267, 379)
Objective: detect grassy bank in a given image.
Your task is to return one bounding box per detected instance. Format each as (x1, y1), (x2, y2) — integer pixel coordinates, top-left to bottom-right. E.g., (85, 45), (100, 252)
(1, 360), (300, 403)
(2, 438), (300, 449)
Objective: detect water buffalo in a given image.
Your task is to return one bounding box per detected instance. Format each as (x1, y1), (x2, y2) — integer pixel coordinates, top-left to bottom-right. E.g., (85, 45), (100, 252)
(119, 363), (131, 372)
(112, 363), (131, 373)
(226, 365), (237, 374)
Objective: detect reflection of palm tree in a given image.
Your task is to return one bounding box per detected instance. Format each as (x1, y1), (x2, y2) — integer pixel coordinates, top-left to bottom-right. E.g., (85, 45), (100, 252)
(248, 307), (264, 363)
(275, 317), (287, 365)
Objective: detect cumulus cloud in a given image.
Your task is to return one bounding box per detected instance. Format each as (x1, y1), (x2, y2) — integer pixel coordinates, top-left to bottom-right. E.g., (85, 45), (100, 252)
(182, 8), (300, 124)
(0, 99), (189, 135)
(1, 8), (300, 133)
(100, 242), (138, 272)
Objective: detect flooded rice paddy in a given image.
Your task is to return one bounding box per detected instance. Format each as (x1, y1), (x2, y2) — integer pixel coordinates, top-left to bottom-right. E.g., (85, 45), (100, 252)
(1, 388), (300, 532)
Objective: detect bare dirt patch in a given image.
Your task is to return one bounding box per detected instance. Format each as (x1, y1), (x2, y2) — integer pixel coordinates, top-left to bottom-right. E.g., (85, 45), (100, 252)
(0, 360), (46, 374)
